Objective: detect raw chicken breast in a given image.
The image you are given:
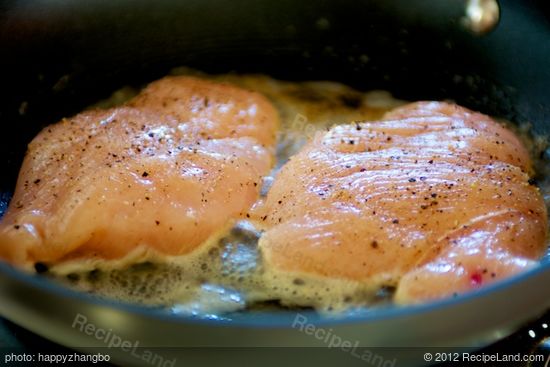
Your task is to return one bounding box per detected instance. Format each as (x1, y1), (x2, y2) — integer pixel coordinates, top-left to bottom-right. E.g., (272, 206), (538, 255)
(128, 75), (278, 147)
(0, 77), (278, 269)
(257, 101), (547, 304)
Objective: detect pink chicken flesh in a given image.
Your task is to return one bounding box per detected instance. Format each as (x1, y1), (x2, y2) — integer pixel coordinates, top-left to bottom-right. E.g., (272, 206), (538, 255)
(0, 76), (279, 268)
(257, 101), (547, 304)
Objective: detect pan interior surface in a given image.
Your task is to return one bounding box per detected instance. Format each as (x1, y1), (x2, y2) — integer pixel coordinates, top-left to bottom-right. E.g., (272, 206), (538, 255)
(0, 0), (548, 343)
(1, 0), (549, 196)
(9, 68), (547, 319)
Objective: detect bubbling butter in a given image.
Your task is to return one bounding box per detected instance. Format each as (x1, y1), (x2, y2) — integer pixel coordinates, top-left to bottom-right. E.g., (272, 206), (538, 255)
(50, 70), (548, 316)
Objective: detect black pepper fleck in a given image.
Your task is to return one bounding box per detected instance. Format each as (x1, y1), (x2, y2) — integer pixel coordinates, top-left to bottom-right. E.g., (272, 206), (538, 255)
(34, 262), (48, 274)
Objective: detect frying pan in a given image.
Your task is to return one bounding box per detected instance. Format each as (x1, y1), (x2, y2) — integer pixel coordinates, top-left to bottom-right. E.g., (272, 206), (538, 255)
(0, 0), (549, 366)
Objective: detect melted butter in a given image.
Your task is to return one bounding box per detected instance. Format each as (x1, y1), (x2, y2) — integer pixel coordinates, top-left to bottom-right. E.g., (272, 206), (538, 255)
(52, 69), (548, 316)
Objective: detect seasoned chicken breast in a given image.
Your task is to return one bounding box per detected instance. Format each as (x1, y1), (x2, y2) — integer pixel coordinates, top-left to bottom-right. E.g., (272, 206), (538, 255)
(256, 101), (547, 304)
(0, 77), (278, 269)
(128, 75), (278, 147)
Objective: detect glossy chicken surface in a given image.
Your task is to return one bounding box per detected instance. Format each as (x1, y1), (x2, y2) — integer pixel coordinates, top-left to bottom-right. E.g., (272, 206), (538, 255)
(128, 75), (278, 147)
(257, 101), (547, 304)
(0, 77), (278, 268)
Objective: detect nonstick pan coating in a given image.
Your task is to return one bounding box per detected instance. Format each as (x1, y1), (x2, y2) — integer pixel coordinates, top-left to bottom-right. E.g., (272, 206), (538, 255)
(0, 0), (549, 365)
